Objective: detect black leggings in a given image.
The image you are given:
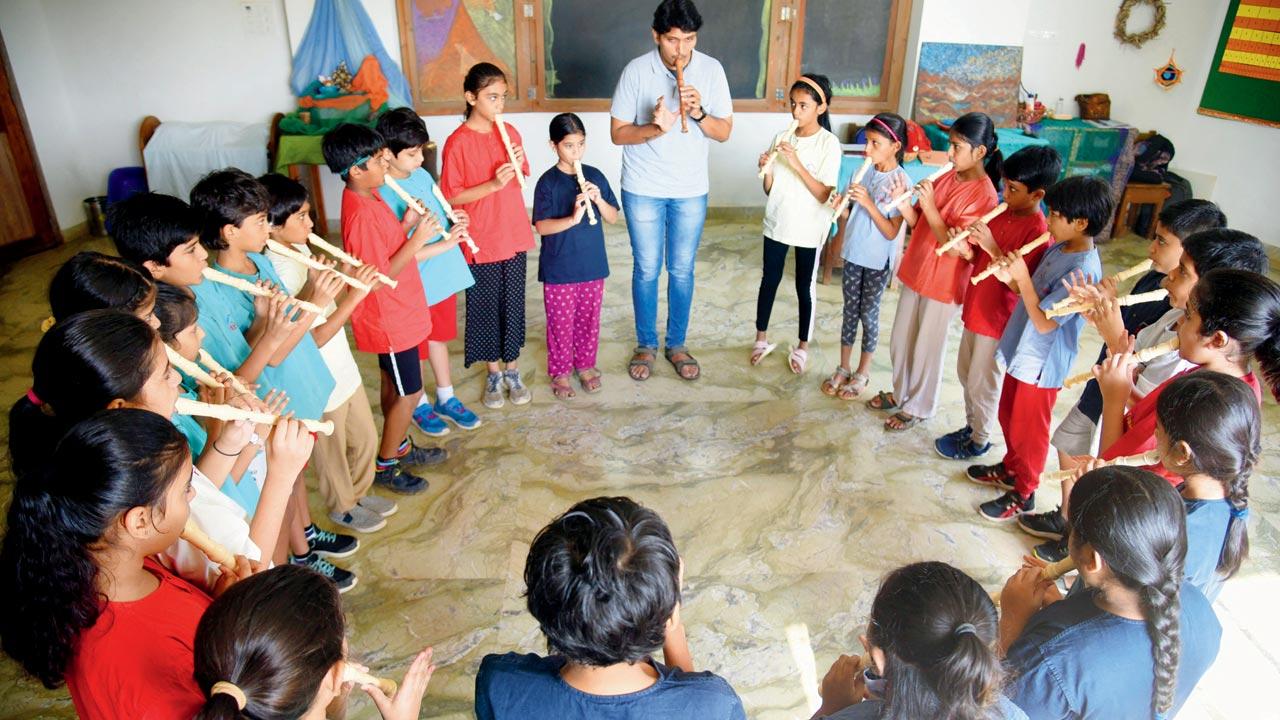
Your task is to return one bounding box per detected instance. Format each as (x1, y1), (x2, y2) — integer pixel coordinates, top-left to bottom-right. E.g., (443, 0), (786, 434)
(755, 236), (818, 342)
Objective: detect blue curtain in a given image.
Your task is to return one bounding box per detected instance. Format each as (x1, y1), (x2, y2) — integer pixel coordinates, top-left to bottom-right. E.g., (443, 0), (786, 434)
(290, 0), (412, 108)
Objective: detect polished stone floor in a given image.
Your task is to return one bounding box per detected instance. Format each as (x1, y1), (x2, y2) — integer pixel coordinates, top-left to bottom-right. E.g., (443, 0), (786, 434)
(1, 217), (1277, 719)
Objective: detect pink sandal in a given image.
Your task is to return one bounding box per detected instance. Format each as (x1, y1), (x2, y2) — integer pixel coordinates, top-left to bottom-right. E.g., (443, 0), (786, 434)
(788, 346), (809, 374)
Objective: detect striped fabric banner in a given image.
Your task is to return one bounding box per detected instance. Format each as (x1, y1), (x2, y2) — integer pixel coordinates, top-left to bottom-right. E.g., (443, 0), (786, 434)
(1221, 0), (1280, 81)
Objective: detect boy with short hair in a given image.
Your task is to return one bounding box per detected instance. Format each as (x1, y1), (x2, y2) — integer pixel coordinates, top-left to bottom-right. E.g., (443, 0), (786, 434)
(969, 175), (1111, 522)
(321, 123), (447, 495)
(374, 107), (480, 436)
(107, 192), (210, 286)
(475, 496), (746, 719)
(935, 145), (1061, 460)
(112, 184), (359, 590)
(1022, 227), (1268, 562)
(260, 172), (397, 533)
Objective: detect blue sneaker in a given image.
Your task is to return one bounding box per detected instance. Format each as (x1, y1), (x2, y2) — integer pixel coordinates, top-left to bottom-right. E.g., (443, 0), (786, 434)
(939, 425), (972, 442)
(934, 433), (992, 460)
(434, 397), (481, 430)
(412, 404), (450, 437)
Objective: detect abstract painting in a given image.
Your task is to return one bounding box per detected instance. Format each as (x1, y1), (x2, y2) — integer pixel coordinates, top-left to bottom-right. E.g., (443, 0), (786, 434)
(913, 42), (1023, 128)
(400, 0), (516, 107)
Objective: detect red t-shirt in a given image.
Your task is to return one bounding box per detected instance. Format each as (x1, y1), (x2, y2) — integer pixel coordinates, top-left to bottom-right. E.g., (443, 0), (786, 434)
(897, 170), (999, 305)
(1101, 368), (1262, 484)
(65, 558), (210, 720)
(341, 187), (432, 353)
(440, 121), (535, 265)
(961, 209), (1050, 338)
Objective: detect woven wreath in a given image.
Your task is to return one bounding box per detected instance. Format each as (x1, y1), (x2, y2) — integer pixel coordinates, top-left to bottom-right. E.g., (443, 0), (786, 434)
(1115, 0), (1166, 48)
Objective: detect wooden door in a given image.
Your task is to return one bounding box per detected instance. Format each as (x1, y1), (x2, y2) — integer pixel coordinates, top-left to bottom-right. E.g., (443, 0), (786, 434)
(0, 30), (60, 259)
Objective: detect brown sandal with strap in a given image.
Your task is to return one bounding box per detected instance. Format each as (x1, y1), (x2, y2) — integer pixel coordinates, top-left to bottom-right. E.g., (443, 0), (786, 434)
(629, 347), (656, 381)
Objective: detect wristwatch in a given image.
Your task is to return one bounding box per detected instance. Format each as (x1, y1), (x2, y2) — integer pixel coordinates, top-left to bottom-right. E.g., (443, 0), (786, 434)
(691, 107), (707, 123)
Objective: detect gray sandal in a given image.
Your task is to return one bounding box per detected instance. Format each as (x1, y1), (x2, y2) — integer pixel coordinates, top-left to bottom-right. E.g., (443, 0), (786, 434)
(664, 346), (701, 381)
(629, 346), (657, 381)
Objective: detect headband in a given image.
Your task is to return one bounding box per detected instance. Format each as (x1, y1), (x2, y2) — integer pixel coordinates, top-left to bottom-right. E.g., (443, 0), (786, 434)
(345, 154), (373, 175)
(795, 76), (827, 106)
(211, 681), (247, 710)
(870, 117), (899, 143)
(954, 623), (978, 637)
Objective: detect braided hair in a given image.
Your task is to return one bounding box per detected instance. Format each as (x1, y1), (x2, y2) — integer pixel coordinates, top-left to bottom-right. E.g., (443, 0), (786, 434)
(1157, 371), (1260, 578)
(1068, 467), (1186, 716)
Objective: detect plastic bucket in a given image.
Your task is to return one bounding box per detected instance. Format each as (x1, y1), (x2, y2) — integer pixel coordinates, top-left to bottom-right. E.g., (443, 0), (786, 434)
(84, 196), (108, 237)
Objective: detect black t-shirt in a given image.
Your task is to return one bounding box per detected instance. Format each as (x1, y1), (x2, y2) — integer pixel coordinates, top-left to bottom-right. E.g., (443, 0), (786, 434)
(532, 163), (617, 285)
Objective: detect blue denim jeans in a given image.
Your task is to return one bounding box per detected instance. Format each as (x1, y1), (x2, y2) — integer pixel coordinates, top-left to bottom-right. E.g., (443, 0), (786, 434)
(621, 191), (708, 350)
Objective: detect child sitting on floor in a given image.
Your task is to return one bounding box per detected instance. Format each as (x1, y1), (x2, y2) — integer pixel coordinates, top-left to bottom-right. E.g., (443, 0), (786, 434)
(194, 565), (435, 719)
(474, 496), (745, 719)
(812, 561), (1026, 719)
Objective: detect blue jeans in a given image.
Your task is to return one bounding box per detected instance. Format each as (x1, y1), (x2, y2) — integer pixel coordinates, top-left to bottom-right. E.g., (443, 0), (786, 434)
(621, 191), (708, 350)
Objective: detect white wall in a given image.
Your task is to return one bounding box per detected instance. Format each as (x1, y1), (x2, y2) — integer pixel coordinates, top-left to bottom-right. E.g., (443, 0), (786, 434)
(1019, 0), (1275, 242)
(0, 0), (294, 230)
(898, 0), (1277, 245)
(4, 0), (1276, 245)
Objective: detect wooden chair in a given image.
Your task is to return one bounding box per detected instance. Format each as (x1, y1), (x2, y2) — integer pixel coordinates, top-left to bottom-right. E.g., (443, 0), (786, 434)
(1112, 182), (1170, 239)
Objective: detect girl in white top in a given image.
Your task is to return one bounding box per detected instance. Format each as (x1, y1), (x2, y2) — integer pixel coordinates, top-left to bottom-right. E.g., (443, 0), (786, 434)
(752, 73), (842, 373)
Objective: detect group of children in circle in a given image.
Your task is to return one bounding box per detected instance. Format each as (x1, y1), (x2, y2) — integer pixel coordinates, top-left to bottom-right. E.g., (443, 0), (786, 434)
(0, 59), (1277, 719)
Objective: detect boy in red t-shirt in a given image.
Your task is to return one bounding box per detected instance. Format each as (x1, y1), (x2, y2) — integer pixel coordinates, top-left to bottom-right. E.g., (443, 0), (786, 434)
(321, 123), (448, 493)
(935, 146), (1061, 459)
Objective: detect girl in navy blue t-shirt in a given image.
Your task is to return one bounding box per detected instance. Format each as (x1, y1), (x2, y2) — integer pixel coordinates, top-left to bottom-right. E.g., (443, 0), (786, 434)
(1000, 467), (1221, 719)
(532, 113), (620, 399)
(1154, 371), (1259, 601)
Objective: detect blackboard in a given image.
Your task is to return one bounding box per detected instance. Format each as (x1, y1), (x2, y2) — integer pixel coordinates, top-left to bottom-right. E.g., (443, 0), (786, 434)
(801, 0), (894, 98)
(543, 0), (770, 99)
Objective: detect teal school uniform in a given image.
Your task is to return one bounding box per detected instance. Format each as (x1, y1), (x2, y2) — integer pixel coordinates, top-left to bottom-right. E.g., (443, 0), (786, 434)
(378, 169), (475, 305)
(191, 253), (335, 420)
(172, 386), (261, 516)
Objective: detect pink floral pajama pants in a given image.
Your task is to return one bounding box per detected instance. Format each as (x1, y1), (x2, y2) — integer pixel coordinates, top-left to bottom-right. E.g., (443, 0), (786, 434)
(543, 279), (604, 376)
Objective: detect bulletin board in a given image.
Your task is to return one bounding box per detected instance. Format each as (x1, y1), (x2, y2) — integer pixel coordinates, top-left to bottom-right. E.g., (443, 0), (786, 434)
(1197, 0), (1280, 128)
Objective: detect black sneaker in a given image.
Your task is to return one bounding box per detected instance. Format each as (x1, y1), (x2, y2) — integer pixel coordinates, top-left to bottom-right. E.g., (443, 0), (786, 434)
(1033, 538), (1069, 564)
(374, 462), (429, 495)
(1017, 507), (1066, 540)
(308, 527), (359, 558)
(978, 490), (1034, 523)
(399, 439), (448, 467)
(293, 553), (358, 594)
(966, 462), (1014, 491)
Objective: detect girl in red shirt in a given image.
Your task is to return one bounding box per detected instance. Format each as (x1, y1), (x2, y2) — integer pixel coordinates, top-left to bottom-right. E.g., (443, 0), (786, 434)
(441, 62), (537, 410)
(1087, 269), (1278, 481)
(869, 112), (1000, 430)
(0, 409), (227, 720)
(193, 564), (436, 719)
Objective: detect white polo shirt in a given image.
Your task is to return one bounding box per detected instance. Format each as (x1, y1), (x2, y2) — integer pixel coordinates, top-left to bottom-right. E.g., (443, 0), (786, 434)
(610, 48), (732, 198)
